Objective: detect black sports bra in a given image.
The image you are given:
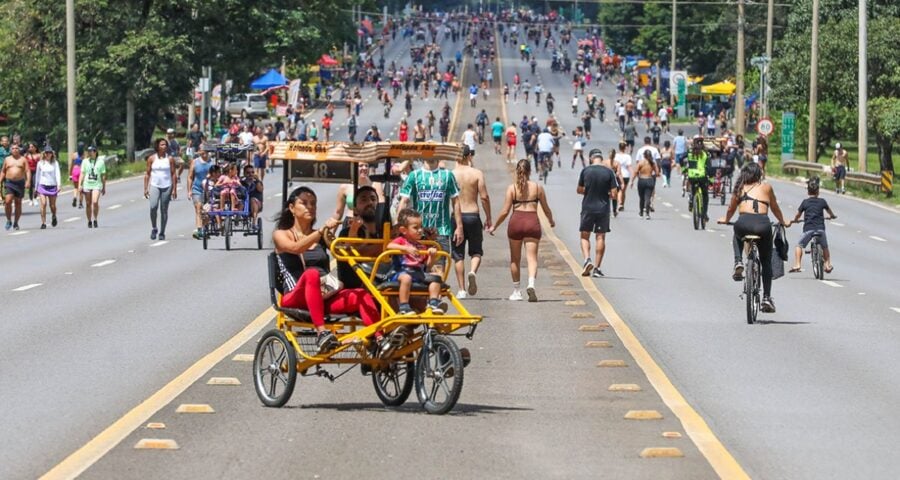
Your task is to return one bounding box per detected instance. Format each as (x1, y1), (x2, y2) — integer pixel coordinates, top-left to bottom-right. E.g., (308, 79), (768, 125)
(739, 184), (770, 213)
(512, 188), (539, 207)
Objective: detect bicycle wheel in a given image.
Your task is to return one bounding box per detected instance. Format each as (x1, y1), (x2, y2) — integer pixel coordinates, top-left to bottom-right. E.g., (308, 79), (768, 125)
(253, 329), (297, 408)
(373, 360), (415, 407)
(692, 192), (701, 230)
(414, 334), (464, 415)
(720, 185), (727, 205)
(812, 240), (824, 280)
(745, 247), (760, 324)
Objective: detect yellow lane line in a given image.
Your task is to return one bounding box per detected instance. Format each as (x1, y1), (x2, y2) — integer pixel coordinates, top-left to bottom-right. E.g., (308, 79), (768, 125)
(40, 307), (276, 480)
(494, 26), (748, 480)
(447, 29), (470, 140)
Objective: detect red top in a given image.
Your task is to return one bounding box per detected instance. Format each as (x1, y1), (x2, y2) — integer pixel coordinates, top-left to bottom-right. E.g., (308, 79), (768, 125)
(398, 124), (409, 142)
(26, 153), (40, 171)
(392, 236), (428, 268)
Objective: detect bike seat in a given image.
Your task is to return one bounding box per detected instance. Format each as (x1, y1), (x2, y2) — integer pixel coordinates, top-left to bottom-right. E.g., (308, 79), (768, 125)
(743, 235), (761, 241)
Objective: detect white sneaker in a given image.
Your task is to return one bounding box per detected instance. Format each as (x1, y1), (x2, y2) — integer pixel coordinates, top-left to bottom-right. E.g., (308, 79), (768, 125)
(508, 290), (523, 301)
(456, 289), (468, 299)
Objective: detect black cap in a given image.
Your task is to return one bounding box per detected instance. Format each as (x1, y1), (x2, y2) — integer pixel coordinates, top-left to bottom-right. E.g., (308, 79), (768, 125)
(87, 145), (97, 152)
(589, 148), (604, 158)
(43, 145), (54, 153)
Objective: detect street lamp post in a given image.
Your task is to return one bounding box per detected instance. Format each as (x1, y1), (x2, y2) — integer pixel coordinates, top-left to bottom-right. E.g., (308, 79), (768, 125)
(65, 0), (76, 156)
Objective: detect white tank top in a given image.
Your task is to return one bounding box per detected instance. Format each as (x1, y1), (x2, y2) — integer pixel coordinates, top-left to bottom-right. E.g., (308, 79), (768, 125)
(150, 154), (172, 189)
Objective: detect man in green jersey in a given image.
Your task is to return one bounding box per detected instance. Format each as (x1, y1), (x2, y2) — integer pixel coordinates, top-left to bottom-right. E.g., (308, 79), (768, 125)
(398, 154), (464, 266)
(685, 136), (709, 221)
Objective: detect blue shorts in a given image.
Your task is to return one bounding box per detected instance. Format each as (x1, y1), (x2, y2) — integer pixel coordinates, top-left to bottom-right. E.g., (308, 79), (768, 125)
(798, 230), (828, 249)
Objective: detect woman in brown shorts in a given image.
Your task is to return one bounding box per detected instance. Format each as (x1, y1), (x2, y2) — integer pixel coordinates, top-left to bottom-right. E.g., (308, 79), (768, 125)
(490, 159), (556, 302)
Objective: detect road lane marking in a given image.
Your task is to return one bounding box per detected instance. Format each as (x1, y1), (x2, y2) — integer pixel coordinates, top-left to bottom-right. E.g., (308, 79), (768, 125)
(831, 221), (844, 227)
(869, 235), (887, 242)
(890, 307), (900, 315)
(662, 202), (673, 207)
(91, 259), (116, 268)
(107, 204), (122, 210)
(9, 230), (29, 236)
(149, 241), (168, 247)
(680, 213), (690, 219)
(40, 307), (275, 479)
(12, 283), (42, 292)
(64, 216), (80, 223)
(133, 439), (178, 450)
(821, 280), (843, 288)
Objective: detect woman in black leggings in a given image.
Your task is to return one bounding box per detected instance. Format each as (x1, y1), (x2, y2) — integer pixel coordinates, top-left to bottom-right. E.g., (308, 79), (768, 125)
(718, 163), (790, 313)
(631, 149), (658, 219)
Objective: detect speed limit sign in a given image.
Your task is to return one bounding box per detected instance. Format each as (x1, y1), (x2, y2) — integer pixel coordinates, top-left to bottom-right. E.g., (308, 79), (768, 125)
(756, 117), (774, 136)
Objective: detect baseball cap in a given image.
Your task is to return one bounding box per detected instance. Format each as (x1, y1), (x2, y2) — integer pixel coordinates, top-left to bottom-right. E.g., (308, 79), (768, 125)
(42, 145), (54, 153)
(87, 145), (97, 152)
(166, 128), (175, 134)
(589, 148), (604, 158)
(835, 142), (842, 149)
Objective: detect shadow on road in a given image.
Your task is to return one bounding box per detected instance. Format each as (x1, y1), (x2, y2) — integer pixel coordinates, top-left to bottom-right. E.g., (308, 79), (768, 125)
(755, 319), (812, 325)
(296, 402), (533, 416)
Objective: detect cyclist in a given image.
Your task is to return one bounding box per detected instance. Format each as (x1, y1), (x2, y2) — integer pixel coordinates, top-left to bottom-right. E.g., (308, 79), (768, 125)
(685, 137), (710, 222)
(475, 109), (489, 144)
(717, 162), (790, 313)
(536, 128), (554, 178)
(790, 177), (836, 274)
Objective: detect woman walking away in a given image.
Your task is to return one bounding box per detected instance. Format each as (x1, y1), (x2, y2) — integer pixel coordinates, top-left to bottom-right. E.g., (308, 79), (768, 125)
(143, 138), (177, 240)
(717, 163), (790, 313)
(660, 140), (673, 187)
(25, 143), (40, 206)
(35, 146), (61, 229)
(272, 186), (381, 352)
(631, 150), (659, 219)
(489, 159), (556, 302)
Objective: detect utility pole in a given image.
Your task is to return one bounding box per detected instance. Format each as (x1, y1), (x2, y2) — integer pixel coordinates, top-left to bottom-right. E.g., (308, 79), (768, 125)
(858, 0), (867, 172)
(764, 0), (774, 118)
(65, 0), (76, 156)
(735, 0), (746, 136)
(200, 66), (207, 139)
(671, 0), (677, 106)
(807, 0), (820, 162)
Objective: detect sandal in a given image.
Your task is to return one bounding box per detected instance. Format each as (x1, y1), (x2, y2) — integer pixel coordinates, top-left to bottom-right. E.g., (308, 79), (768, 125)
(788, 267), (802, 273)
(824, 265), (834, 273)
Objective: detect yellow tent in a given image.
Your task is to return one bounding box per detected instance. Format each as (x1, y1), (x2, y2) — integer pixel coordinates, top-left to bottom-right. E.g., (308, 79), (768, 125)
(701, 80), (736, 95)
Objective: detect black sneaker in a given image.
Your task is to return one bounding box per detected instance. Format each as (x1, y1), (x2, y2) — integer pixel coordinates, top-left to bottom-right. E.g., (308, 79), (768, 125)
(87, 221), (92, 228)
(732, 263), (745, 281)
(316, 331), (339, 353)
(591, 268), (604, 278)
(428, 300), (445, 314)
(13, 223), (19, 230)
(40, 224), (46, 230)
(158, 233), (166, 241)
(51, 216), (57, 227)
(92, 220), (98, 228)
(581, 258), (593, 276)
(72, 198), (77, 207)
(150, 229), (158, 240)
(398, 305), (415, 316)
(761, 297), (776, 313)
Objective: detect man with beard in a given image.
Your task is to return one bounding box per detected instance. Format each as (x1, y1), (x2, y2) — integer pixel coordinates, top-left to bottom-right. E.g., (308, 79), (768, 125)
(336, 186), (383, 290)
(1, 144), (30, 230)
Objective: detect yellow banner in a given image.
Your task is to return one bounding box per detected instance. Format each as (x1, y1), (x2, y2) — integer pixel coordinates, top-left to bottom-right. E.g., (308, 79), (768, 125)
(270, 141), (463, 163)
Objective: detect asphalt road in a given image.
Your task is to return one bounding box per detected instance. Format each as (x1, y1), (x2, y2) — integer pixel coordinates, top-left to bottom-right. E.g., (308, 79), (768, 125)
(6, 22), (899, 480)
(495, 30), (900, 480)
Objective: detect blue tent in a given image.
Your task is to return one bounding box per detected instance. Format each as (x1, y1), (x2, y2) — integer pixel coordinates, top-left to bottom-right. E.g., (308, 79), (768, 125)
(250, 69), (288, 90)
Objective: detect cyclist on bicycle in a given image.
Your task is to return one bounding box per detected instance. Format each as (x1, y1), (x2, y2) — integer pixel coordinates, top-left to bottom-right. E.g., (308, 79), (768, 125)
(475, 110), (488, 144)
(790, 177), (836, 274)
(717, 162), (790, 313)
(536, 128), (554, 175)
(685, 137), (710, 222)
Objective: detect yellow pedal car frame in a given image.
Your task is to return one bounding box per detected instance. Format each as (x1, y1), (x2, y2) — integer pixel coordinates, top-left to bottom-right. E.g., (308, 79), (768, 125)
(254, 141), (482, 414)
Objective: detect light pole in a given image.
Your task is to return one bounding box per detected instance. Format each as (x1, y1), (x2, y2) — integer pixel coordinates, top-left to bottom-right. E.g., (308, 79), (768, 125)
(65, 0), (76, 156)
(735, 0), (746, 136)
(858, 0), (867, 172)
(670, 0), (677, 107)
(807, 0), (820, 162)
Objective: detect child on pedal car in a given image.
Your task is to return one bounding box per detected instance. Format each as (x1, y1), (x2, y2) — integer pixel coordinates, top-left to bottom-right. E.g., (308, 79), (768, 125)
(215, 163), (242, 211)
(387, 208), (445, 315)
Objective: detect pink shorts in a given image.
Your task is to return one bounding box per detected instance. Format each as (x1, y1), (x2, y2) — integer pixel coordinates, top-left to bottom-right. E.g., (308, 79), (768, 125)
(71, 165), (81, 184)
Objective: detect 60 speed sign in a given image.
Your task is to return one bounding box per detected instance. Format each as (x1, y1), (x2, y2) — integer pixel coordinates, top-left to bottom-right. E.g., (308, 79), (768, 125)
(756, 117), (774, 136)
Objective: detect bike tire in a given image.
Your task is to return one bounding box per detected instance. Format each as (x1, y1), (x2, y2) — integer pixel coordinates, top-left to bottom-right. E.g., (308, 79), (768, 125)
(813, 241), (824, 280)
(414, 335), (464, 415)
(692, 194), (701, 230)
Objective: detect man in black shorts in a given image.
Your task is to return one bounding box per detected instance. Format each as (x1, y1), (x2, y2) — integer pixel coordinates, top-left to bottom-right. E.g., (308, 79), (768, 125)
(451, 145), (491, 298)
(578, 149), (618, 278)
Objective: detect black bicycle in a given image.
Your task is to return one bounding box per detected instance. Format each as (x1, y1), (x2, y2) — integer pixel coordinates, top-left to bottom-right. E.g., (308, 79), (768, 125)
(688, 179), (707, 230)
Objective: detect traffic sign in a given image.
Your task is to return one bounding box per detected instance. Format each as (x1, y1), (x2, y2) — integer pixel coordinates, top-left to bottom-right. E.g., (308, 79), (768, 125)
(781, 112), (795, 160)
(756, 117), (774, 136)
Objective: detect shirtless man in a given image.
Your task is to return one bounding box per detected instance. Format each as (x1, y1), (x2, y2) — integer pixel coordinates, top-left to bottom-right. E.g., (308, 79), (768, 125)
(252, 126), (269, 181)
(831, 142), (848, 194)
(451, 145), (492, 298)
(1, 144), (30, 230)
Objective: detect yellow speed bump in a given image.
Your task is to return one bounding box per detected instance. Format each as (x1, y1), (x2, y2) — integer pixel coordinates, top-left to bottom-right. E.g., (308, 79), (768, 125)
(144, 422), (166, 429)
(609, 384), (642, 392)
(640, 447), (684, 458)
(579, 324), (604, 331)
(559, 290), (578, 296)
(134, 439), (179, 450)
(597, 360), (628, 367)
(553, 281), (573, 286)
(585, 341), (612, 348)
(565, 300), (586, 306)
(232, 354), (254, 362)
(625, 410), (663, 420)
(207, 377), (241, 386)
(572, 312), (595, 319)
(175, 404), (215, 414)
(551, 272), (568, 278)
(663, 431), (683, 439)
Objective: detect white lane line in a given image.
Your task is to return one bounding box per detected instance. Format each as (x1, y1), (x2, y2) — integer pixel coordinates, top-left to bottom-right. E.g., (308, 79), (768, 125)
(891, 307), (900, 315)
(107, 204), (122, 210)
(9, 230), (29, 236)
(12, 283), (42, 292)
(831, 221), (845, 227)
(857, 292), (866, 296)
(150, 241), (168, 248)
(680, 213), (690, 219)
(706, 229), (716, 233)
(64, 216), (81, 223)
(662, 202), (673, 207)
(91, 259), (116, 268)
(274, 192), (283, 197)
(64, 272), (73, 275)
(869, 235), (887, 242)
(821, 280), (843, 288)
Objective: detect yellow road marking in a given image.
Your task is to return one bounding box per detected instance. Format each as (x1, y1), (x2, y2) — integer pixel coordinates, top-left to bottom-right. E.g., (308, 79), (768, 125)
(609, 384), (642, 392)
(597, 360), (628, 368)
(663, 431), (684, 439)
(492, 24), (748, 478)
(578, 324), (604, 331)
(640, 447), (684, 458)
(625, 410), (664, 420)
(585, 340), (612, 348)
(207, 377), (242, 386)
(565, 299), (586, 306)
(40, 307), (275, 480)
(144, 423), (166, 430)
(133, 439), (179, 450)
(175, 404), (215, 414)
